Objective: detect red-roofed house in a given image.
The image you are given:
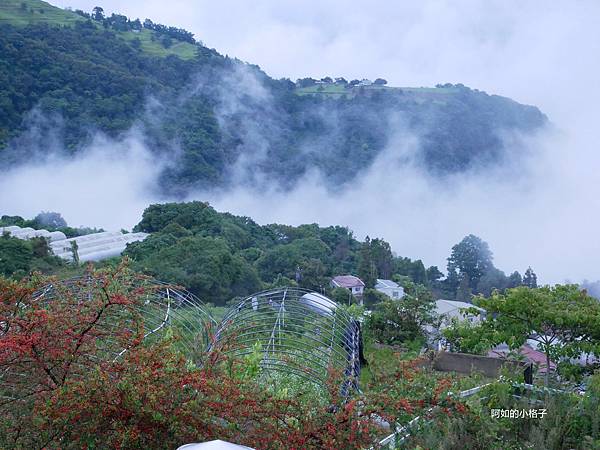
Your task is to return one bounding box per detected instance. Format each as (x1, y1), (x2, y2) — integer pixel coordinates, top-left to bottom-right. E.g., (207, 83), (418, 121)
(331, 275), (365, 302)
(488, 344), (557, 374)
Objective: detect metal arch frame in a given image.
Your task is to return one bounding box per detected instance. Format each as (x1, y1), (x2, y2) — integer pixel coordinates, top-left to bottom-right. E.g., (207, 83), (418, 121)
(28, 275), (218, 360)
(2, 279), (362, 403)
(209, 287), (362, 395)
(1, 274), (218, 405)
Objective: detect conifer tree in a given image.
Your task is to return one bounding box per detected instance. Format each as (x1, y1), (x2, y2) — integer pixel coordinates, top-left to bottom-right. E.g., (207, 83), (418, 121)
(523, 266), (538, 288)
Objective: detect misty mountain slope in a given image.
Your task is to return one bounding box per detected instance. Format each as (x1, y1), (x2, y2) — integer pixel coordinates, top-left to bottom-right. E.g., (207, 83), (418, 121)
(0, 0), (548, 196)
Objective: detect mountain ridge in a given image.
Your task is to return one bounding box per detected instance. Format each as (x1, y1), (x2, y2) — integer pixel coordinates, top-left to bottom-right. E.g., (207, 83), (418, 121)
(0, 0), (548, 196)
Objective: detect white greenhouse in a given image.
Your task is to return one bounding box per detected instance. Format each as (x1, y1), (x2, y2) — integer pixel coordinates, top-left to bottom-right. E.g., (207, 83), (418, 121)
(1, 225), (148, 262)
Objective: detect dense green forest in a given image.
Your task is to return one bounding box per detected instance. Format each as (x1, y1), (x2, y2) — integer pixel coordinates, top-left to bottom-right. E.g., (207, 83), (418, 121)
(125, 202), (539, 304)
(1, 203), (540, 305)
(0, 1), (547, 196)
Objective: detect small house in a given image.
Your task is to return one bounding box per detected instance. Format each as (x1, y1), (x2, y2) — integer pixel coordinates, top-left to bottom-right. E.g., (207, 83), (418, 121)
(435, 299), (484, 328)
(428, 299), (485, 351)
(434, 299), (484, 327)
(375, 279), (404, 300)
(331, 275), (365, 301)
(488, 343), (557, 374)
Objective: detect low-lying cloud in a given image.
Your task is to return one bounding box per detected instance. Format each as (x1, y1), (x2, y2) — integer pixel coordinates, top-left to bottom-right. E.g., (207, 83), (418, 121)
(0, 131), (162, 230)
(0, 86), (596, 286)
(3, 0), (600, 285)
(199, 121), (598, 286)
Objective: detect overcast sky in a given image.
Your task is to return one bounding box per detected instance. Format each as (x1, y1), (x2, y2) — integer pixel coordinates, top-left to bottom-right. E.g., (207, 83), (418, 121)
(7, 0), (599, 283)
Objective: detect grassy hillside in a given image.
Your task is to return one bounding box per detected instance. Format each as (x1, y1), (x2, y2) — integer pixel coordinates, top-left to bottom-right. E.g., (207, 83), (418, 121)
(119, 27), (197, 59)
(0, 0), (83, 26)
(0, 0), (198, 60)
(295, 83), (465, 106)
(296, 84), (460, 96)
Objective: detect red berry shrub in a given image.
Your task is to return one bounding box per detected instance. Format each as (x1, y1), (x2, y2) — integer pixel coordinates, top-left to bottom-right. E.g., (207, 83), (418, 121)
(0, 264), (466, 449)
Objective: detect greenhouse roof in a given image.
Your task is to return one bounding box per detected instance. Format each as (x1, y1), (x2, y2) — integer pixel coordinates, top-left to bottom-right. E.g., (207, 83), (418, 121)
(1, 225), (148, 262)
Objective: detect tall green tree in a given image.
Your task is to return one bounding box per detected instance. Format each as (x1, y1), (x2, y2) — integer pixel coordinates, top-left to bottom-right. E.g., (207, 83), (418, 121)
(455, 276), (472, 302)
(33, 211), (67, 228)
(507, 271), (523, 288)
(443, 267), (460, 299)
(449, 285), (600, 386)
(357, 236), (376, 288)
(395, 257), (429, 285)
(356, 236), (394, 285)
(91, 6), (104, 21)
(366, 280), (436, 344)
(523, 267), (538, 288)
(369, 238), (394, 280)
(446, 234), (494, 290)
(425, 265), (444, 291)
(476, 267), (508, 297)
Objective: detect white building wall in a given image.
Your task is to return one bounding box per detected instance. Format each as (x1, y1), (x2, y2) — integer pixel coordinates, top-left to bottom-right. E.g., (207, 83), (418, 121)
(374, 279), (405, 300)
(375, 286), (404, 299)
(435, 300), (484, 328)
(352, 286), (364, 296)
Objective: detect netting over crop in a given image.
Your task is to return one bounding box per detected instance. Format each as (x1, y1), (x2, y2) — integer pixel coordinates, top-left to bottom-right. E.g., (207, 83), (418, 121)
(31, 274), (216, 361)
(0, 272), (216, 406)
(1, 277), (361, 404)
(210, 288), (361, 394)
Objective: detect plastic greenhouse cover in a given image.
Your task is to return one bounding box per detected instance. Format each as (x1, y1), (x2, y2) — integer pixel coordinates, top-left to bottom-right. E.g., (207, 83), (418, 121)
(300, 291), (338, 316)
